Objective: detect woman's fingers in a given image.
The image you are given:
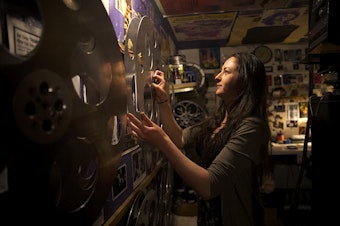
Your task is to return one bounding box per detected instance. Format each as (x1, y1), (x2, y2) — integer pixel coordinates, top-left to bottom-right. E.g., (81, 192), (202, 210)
(127, 112), (154, 143)
(140, 112), (154, 127)
(127, 113), (145, 142)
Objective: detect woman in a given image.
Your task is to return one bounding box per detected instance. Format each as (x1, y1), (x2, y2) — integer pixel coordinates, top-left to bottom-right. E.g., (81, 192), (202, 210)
(127, 52), (270, 226)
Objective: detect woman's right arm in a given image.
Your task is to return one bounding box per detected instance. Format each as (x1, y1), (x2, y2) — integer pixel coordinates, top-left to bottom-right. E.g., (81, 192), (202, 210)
(158, 98), (184, 148)
(152, 70), (184, 148)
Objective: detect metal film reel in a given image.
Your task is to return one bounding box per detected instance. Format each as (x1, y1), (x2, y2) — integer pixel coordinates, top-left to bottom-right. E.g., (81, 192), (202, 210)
(126, 188), (159, 226)
(173, 100), (208, 128)
(157, 161), (174, 226)
(125, 17), (141, 117)
(0, 0), (126, 224)
(135, 189), (158, 226)
(12, 69), (72, 144)
(126, 190), (145, 226)
(124, 16), (161, 125)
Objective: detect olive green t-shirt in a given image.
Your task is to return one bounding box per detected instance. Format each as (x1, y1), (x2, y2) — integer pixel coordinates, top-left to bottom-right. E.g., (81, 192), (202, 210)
(183, 117), (269, 226)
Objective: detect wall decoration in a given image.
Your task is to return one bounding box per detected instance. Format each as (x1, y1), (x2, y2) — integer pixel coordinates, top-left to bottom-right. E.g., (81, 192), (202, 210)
(112, 164), (128, 200)
(299, 101), (308, 118)
(254, 45), (273, 64)
(167, 12), (236, 42)
(286, 103), (299, 128)
(229, 7), (308, 45)
(274, 48), (283, 62)
(265, 66), (273, 72)
(6, 15), (42, 56)
(272, 114), (284, 130)
(108, 0), (128, 44)
(104, 147), (134, 221)
(199, 47), (220, 69)
(132, 146), (146, 189)
(282, 73), (304, 85)
(273, 75), (282, 86)
(266, 75), (273, 86)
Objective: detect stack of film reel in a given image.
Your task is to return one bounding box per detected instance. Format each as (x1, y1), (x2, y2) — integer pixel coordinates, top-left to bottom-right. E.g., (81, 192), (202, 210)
(0, 0), (165, 225)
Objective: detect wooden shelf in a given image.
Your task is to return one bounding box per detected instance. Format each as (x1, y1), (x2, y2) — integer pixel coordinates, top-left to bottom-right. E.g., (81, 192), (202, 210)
(103, 159), (164, 226)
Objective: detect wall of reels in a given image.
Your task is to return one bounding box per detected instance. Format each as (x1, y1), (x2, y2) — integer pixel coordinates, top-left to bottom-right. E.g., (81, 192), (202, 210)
(0, 0), (171, 225)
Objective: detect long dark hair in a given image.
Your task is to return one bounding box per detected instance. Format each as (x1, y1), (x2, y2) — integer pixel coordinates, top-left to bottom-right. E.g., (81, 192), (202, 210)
(196, 52), (270, 166)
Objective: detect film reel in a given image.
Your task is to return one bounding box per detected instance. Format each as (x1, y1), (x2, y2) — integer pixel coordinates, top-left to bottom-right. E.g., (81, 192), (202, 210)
(124, 16), (161, 125)
(135, 189), (158, 226)
(126, 190), (145, 226)
(157, 161), (174, 226)
(0, 0), (125, 224)
(173, 100), (208, 128)
(126, 189), (158, 226)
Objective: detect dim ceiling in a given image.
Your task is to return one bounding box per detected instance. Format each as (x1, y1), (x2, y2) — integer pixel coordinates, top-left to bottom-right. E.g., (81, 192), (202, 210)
(153, 0), (310, 49)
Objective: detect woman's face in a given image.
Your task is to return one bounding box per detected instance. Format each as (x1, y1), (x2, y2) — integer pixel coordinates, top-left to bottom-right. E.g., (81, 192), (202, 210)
(215, 56), (240, 104)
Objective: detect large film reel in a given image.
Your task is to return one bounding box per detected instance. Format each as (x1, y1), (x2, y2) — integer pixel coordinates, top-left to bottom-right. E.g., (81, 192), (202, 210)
(0, 0), (126, 225)
(126, 188), (158, 226)
(173, 100), (208, 129)
(124, 16), (162, 126)
(156, 160), (174, 226)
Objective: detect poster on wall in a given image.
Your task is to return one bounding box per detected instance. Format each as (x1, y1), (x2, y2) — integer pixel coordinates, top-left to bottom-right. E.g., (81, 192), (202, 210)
(112, 164), (128, 201)
(103, 147), (134, 220)
(167, 12), (236, 42)
(199, 48), (220, 69)
(132, 0), (150, 17)
(108, 0), (128, 44)
(131, 146), (146, 189)
(6, 15), (42, 56)
(229, 7), (308, 45)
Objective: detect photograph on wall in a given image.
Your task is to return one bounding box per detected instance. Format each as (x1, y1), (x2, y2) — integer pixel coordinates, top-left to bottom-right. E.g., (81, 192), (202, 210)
(265, 66), (273, 72)
(286, 103), (299, 128)
(273, 75), (282, 86)
(272, 114), (284, 130)
(266, 75), (273, 86)
(274, 48), (283, 62)
(274, 104), (285, 112)
(282, 73), (304, 85)
(299, 101), (308, 118)
(199, 47), (220, 69)
(112, 164), (127, 200)
(132, 146), (146, 189)
(6, 14), (42, 56)
(103, 147), (134, 220)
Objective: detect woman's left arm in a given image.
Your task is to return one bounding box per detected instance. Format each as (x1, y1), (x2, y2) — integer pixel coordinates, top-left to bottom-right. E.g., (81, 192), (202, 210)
(127, 112), (212, 199)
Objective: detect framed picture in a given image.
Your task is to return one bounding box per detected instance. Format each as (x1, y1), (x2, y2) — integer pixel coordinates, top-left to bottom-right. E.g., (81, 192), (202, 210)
(266, 75), (272, 86)
(299, 101), (308, 118)
(274, 48), (282, 61)
(265, 66), (273, 72)
(199, 47), (220, 69)
(103, 146), (135, 220)
(273, 75), (282, 86)
(131, 146), (146, 189)
(112, 164), (128, 201)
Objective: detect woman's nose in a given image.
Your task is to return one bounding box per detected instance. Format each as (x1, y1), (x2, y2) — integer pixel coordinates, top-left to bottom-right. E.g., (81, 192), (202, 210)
(215, 72), (221, 81)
